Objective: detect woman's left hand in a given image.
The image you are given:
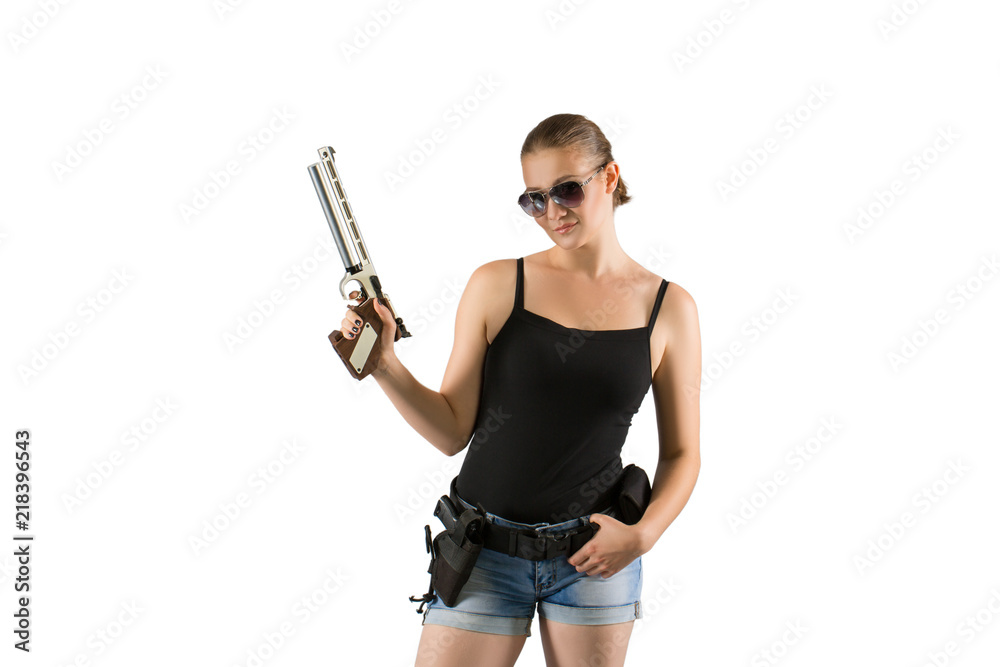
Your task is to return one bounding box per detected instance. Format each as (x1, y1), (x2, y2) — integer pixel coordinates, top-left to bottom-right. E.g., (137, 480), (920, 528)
(567, 513), (646, 578)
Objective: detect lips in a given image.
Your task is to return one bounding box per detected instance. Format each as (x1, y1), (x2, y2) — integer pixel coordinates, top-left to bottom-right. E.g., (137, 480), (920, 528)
(554, 222), (576, 232)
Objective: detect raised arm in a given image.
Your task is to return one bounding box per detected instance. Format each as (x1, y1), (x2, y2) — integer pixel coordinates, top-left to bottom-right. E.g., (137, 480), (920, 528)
(351, 262), (499, 457)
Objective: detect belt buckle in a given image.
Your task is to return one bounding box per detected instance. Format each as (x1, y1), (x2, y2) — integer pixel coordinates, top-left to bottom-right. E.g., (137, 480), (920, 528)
(546, 530), (572, 559)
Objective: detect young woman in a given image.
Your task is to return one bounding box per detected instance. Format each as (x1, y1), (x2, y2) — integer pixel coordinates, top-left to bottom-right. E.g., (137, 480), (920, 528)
(340, 113), (701, 667)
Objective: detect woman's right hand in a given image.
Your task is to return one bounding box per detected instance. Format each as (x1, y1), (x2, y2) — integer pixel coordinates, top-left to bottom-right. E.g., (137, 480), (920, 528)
(340, 290), (398, 373)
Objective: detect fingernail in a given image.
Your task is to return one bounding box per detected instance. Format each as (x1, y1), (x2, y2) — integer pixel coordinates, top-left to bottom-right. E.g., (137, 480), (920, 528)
(355, 319), (361, 325)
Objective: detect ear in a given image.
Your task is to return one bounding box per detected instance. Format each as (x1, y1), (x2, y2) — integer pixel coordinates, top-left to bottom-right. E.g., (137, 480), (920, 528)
(603, 162), (619, 195)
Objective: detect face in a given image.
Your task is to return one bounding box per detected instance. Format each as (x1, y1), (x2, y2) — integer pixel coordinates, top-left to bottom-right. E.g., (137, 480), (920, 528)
(520, 148), (617, 242)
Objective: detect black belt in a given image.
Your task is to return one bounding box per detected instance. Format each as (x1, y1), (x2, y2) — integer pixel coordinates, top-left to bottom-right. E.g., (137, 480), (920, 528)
(448, 477), (606, 561)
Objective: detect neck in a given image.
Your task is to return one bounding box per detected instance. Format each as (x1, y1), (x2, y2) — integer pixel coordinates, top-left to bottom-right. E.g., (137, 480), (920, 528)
(545, 214), (628, 280)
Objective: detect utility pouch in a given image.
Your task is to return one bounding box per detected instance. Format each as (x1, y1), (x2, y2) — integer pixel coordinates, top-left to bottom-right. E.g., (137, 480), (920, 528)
(409, 495), (486, 612)
(613, 464), (652, 525)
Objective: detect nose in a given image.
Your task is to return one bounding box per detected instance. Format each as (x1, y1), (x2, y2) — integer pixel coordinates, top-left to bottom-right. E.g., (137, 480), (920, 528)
(544, 194), (568, 222)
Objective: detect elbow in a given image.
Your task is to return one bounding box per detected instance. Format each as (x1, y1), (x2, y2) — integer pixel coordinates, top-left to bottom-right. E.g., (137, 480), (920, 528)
(447, 433), (473, 457)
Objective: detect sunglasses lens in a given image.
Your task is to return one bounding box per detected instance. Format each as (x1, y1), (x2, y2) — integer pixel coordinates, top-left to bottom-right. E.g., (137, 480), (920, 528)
(518, 193), (546, 217)
(550, 181), (584, 208)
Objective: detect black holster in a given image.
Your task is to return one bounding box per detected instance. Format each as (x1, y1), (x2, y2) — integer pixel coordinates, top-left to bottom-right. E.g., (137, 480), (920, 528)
(409, 494), (486, 613)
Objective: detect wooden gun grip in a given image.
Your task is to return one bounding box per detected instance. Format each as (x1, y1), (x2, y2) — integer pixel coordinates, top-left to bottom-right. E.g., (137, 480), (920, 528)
(328, 297), (404, 381)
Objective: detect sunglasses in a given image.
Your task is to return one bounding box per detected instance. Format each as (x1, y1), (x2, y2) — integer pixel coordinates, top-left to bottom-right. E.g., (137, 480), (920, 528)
(517, 162), (608, 217)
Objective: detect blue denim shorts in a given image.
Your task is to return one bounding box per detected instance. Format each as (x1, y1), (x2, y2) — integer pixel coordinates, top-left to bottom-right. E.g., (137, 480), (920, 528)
(420, 491), (643, 636)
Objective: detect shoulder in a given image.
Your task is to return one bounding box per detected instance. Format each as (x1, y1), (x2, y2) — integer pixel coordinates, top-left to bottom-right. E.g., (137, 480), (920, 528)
(468, 257), (517, 288)
(655, 280), (699, 340)
(462, 258), (518, 305)
(647, 278), (700, 379)
(661, 279), (696, 310)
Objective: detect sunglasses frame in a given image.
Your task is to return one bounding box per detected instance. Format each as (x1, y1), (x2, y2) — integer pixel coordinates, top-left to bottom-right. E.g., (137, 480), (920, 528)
(518, 161), (609, 217)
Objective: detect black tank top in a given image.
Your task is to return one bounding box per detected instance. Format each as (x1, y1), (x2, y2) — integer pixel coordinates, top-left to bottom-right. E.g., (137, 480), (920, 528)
(455, 257), (669, 524)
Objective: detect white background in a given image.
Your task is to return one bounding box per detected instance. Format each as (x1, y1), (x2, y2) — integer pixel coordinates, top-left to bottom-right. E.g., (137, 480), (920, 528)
(2, 1), (999, 665)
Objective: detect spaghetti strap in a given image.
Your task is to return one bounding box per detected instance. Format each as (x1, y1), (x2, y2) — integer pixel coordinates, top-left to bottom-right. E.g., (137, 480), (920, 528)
(515, 257), (524, 309)
(647, 279), (669, 335)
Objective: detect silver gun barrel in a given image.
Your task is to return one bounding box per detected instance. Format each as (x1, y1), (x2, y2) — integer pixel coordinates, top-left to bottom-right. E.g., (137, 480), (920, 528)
(307, 146), (373, 274)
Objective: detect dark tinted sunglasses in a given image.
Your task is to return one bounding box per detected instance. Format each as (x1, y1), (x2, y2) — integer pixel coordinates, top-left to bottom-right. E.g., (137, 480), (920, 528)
(517, 162), (608, 217)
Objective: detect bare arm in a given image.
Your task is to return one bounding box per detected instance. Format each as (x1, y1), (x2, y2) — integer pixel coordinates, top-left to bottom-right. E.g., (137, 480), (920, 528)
(364, 263), (498, 457)
(370, 355), (466, 456)
(635, 282), (702, 553)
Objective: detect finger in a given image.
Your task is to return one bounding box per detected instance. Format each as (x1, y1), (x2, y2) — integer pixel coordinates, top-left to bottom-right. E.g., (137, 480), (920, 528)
(342, 317), (362, 339)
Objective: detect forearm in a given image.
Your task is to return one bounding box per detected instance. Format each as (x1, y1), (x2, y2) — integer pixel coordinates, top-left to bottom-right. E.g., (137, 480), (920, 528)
(371, 352), (468, 457)
(634, 453), (700, 553)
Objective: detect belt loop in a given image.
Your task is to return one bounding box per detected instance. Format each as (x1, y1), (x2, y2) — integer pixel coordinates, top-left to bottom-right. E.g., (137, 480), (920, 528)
(508, 530), (517, 557)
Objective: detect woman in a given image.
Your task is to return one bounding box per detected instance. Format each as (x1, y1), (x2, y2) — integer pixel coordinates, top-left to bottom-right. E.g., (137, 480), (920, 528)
(340, 113), (701, 667)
